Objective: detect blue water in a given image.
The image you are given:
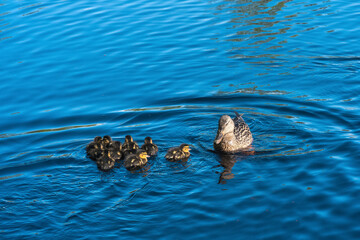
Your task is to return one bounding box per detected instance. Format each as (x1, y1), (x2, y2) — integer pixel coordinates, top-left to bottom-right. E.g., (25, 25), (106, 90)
(1, 0), (360, 238)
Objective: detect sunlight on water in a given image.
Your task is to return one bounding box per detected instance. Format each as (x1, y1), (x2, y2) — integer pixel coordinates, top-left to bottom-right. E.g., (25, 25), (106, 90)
(1, 0), (360, 238)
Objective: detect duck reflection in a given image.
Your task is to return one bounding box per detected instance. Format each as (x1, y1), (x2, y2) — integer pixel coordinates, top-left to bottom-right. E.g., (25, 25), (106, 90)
(216, 150), (255, 184)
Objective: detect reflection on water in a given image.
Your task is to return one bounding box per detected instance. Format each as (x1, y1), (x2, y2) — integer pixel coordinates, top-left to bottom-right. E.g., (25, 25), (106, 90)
(0, 123), (101, 139)
(217, 154), (236, 184)
(0, 1), (46, 41)
(1, 0), (360, 238)
(212, 0), (337, 71)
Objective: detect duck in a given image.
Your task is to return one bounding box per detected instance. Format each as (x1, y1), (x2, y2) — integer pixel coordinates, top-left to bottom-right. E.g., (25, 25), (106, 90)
(107, 140), (122, 161)
(86, 136), (105, 160)
(122, 135), (139, 156)
(141, 137), (158, 156)
(96, 150), (115, 171)
(165, 143), (191, 162)
(124, 149), (149, 171)
(214, 111), (253, 153)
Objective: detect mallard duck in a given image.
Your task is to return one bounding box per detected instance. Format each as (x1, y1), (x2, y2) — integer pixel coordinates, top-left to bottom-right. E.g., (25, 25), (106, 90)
(107, 140), (122, 161)
(124, 149), (149, 171)
(96, 150), (115, 171)
(214, 112), (253, 153)
(141, 137), (158, 156)
(165, 143), (191, 162)
(86, 136), (105, 160)
(122, 135), (139, 156)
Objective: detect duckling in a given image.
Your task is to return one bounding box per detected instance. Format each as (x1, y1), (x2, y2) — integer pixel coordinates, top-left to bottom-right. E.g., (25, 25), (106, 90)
(165, 143), (191, 162)
(102, 135), (112, 147)
(107, 140), (122, 161)
(86, 136), (105, 160)
(124, 149), (149, 171)
(122, 135), (139, 156)
(214, 111), (253, 153)
(141, 137), (158, 156)
(96, 150), (115, 171)
(86, 136), (102, 151)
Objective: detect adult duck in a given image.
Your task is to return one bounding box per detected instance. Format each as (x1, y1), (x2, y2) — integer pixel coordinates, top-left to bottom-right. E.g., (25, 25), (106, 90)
(214, 112), (253, 153)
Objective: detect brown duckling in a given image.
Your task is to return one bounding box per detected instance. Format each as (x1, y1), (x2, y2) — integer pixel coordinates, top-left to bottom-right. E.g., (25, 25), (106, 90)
(96, 150), (115, 171)
(86, 136), (104, 160)
(124, 149), (149, 171)
(107, 140), (122, 161)
(141, 137), (158, 156)
(122, 135), (139, 156)
(102, 135), (112, 147)
(165, 143), (191, 162)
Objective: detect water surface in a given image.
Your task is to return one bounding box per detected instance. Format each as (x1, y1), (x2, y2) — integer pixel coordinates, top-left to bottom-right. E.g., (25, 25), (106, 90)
(1, 0), (360, 239)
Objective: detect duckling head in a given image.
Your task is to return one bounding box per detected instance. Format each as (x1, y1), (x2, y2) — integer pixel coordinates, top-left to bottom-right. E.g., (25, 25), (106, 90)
(103, 135), (112, 145)
(94, 136), (102, 143)
(180, 144), (191, 153)
(137, 150), (150, 159)
(125, 135), (133, 143)
(214, 115), (235, 144)
(144, 137), (153, 144)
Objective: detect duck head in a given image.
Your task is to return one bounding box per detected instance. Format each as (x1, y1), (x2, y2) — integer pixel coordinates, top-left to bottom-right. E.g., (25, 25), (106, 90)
(214, 115), (235, 144)
(103, 135), (112, 145)
(125, 135), (133, 143)
(180, 144), (191, 153)
(94, 136), (102, 143)
(137, 150), (150, 159)
(144, 137), (153, 144)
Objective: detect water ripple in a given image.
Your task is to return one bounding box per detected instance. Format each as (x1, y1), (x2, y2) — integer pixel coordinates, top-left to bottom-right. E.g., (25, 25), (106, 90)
(1, 0), (360, 238)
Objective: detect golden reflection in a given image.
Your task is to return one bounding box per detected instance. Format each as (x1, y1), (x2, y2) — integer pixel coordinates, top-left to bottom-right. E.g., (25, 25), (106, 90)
(211, 0), (336, 71)
(213, 0), (294, 59)
(217, 86), (290, 95)
(0, 5), (11, 41)
(0, 1), (45, 42)
(0, 173), (23, 181)
(0, 123), (102, 139)
(19, 2), (46, 17)
(260, 148), (324, 157)
(120, 105), (255, 112)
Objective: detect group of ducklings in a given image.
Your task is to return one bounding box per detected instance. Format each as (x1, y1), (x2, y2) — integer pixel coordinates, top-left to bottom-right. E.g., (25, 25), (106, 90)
(87, 112), (253, 172)
(86, 135), (191, 172)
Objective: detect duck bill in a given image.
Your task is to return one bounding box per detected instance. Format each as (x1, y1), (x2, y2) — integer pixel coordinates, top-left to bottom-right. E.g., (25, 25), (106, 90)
(214, 132), (224, 144)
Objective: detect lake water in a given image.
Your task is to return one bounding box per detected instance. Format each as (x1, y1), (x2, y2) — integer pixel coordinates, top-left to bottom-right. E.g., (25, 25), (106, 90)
(1, 0), (360, 239)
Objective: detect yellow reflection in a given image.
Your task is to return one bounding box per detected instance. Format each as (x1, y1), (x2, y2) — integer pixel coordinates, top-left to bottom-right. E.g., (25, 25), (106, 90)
(0, 173), (23, 181)
(0, 123), (102, 139)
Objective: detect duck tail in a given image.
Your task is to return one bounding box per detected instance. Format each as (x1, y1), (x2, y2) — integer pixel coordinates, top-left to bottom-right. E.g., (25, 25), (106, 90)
(234, 111), (244, 117)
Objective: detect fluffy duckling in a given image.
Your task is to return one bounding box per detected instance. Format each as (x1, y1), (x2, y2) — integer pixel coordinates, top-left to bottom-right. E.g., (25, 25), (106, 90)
(86, 136), (104, 160)
(122, 135), (139, 156)
(165, 144), (191, 162)
(214, 112), (253, 153)
(96, 150), (115, 172)
(141, 137), (158, 156)
(107, 140), (122, 161)
(102, 135), (112, 147)
(124, 149), (149, 171)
